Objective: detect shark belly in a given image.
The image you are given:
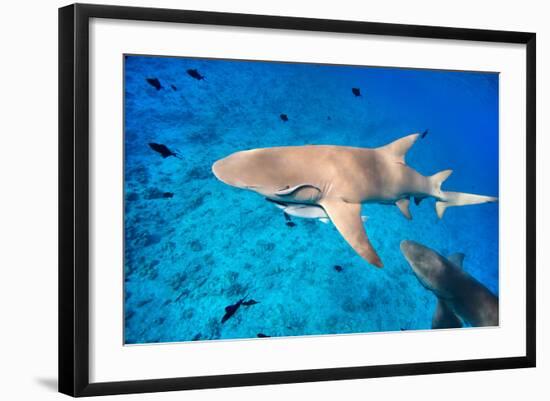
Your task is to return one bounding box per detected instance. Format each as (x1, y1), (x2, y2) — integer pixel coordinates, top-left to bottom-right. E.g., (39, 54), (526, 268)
(449, 282), (499, 327)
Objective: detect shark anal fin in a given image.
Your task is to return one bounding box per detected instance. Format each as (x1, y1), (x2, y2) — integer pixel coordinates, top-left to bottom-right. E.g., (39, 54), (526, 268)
(396, 198), (412, 220)
(448, 252), (465, 268)
(379, 133), (420, 164)
(320, 199), (383, 268)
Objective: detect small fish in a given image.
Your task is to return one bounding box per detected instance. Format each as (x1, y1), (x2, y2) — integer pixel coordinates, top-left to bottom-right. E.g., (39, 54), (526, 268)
(221, 294), (248, 324)
(171, 84), (177, 91)
(286, 221), (296, 228)
(352, 87), (361, 97)
(257, 333), (270, 338)
(192, 333), (202, 341)
(187, 69), (205, 80)
(146, 78), (162, 90)
(280, 114), (289, 122)
(162, 192), (174, 198)
(242, 299), (259, 306)
(421, 129), (429, 139)
(148, 143), (182, 159)
(334, 265), (343, 272)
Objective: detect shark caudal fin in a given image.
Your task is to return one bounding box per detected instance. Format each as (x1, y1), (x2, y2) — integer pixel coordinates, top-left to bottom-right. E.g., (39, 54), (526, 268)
(435, 191), (498, 219)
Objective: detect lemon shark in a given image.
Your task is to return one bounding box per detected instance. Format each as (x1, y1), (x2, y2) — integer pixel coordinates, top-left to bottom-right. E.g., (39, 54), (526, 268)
(212, 133), (497, 268)
(400, 240), (499, 327)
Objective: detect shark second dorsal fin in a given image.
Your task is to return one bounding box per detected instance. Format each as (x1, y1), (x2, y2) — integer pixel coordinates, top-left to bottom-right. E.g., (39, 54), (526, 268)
(448, 253), (465, 268)
(320, 199), (383, 268)
(379, 133), (420, 164)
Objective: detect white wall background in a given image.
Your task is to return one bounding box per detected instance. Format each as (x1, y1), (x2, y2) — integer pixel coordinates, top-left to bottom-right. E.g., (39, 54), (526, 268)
(0, 0), (546, 399)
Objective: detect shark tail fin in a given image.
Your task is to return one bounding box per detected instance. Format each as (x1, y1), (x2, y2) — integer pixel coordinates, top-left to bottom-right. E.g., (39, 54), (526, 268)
(436, 191), (498, 219)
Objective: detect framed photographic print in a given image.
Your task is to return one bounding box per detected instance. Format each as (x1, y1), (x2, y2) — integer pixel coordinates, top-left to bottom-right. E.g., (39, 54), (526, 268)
(58, 3), (536, 397)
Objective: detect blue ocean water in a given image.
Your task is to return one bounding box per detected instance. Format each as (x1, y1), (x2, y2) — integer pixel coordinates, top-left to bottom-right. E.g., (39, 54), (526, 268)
(123, 55), (499, 344)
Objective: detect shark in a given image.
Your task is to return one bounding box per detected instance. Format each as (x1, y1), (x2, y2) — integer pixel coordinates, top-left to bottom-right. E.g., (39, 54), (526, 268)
(211, 133), (498, 267)
(400, 240), (499, 327)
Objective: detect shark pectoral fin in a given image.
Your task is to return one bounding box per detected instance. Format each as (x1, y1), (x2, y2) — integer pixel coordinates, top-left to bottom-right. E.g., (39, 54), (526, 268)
(320, 199), (383, 268)
(432, 300), (463, 329)
(379, 133), (420, 164)
(396, 198), (412, 220)
(448, 252), (465, 268)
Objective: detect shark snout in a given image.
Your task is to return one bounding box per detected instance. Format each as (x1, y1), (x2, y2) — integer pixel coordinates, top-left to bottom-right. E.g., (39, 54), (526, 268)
(400, 240), (423, 261)
(212, 156), (244, 187)
(212, 152), (258, 189)
(400, 240), (449, 294)
(400, 240), (433, 281)
(212, 158), (229, 184)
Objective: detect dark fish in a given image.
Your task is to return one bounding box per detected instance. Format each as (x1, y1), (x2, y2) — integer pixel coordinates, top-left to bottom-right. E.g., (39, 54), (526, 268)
(192, 333), (202, 341)
(257, 333), (270, 338)
(171, 84), (177, 91)
(352, 87), (361, 97)
(334, 265), (343, 272)
(162, 192), (174, 198)
(286, 221), (296, 228)
(137, 298), (152, 307)
(242, 299), (259, 306)
(221, 294), (248, 324)
(421, 129), (429, 139)
(146, 78), (162, 90)
(148, 143), (182, 159)
(187, 69), (205, 80)
(283, 212), (291, 222)
(280, 114), (289, 122)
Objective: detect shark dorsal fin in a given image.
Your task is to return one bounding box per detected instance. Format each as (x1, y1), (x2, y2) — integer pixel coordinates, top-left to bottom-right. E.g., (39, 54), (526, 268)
(448, 252), (465, 268)
(379, 133), (420, 163)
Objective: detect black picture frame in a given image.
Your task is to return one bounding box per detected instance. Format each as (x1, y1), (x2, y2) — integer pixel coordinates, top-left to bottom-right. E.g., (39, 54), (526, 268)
(59, 3), (536, 397)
